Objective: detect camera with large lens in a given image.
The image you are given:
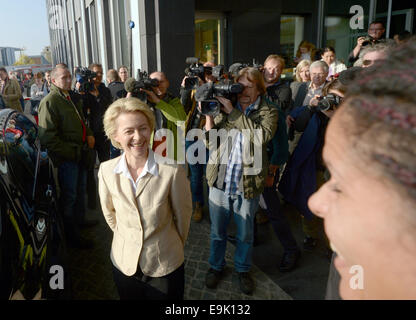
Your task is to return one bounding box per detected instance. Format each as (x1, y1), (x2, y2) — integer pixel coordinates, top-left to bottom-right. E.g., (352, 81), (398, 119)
(124, 69), (159, 101)
(316, 93), (342, 112)
(196, 81), (244, 117)
(228, 59), (262, 80)
(75, 67), (97, 93)
(184, 57), (206, 90)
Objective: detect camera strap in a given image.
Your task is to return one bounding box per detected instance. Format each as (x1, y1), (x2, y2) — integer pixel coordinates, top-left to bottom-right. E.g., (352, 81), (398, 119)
(64, 93), (86, 143)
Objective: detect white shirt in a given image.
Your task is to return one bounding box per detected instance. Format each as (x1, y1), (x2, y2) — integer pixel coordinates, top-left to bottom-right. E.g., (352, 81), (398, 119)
(113, 149), (159, 194)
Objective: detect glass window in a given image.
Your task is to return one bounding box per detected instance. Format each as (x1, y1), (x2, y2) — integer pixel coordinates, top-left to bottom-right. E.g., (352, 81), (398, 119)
(195, 13), (224, 65)
(325, 16), (351, 64)
(280, 16), (304, 76)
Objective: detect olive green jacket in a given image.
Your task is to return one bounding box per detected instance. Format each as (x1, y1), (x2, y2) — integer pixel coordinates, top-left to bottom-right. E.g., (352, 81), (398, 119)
(2, 78), (23, 112)
(205, 96), (278, 199)
(38, 84), (93, 167)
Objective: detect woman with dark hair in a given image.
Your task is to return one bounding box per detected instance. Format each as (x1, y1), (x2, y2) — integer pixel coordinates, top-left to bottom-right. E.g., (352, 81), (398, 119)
(309, 40), (416, 299)
(321, 47), (346, 81)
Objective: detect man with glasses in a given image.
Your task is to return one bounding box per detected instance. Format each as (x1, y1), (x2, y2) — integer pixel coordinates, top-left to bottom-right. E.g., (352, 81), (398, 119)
(348, 20), (386, 66)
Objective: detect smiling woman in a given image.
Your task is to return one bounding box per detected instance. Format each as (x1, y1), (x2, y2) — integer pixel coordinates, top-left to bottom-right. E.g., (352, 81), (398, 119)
(98, 97), (192, 300)
(308, 40), (416, 299)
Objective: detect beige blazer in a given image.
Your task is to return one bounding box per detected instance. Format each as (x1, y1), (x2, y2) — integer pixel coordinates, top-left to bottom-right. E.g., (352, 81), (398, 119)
(98, 157), (192, 277)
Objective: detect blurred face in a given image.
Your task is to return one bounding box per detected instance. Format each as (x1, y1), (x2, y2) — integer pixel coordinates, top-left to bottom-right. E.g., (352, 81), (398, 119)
(203, 62), (216, 83)
(238, 75), (260, 107)
(114, 111), (152, 160)
(310, 66), (328, 87)
(368, 23), (385, 40)
(35, 77), (43, 86)
(150, 72), (169, 98)
(299, 66), (310, 82)
(300, 46), (309, 54)
(263, 59), (283, 84)
(92, 66), (103, 85)
(119, 67), (128, 82)
(45, 72), (51, 84)
(322, 51), (336, 66)
(362, 51), (387, 68)
(0, 70), (7, 81)
(51, 68), (72, 91)
(308, 107), (416, 299)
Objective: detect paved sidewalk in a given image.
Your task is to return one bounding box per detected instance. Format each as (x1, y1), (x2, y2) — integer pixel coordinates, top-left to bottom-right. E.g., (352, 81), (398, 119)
(66, 205), (291, 300)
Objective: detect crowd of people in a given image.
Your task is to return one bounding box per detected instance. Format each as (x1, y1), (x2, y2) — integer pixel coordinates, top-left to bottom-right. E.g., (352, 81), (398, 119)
(1, 19), (415, 300)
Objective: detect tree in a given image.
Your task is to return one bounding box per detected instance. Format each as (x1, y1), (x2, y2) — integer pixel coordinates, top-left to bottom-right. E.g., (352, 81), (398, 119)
(14, 54), (35, 66)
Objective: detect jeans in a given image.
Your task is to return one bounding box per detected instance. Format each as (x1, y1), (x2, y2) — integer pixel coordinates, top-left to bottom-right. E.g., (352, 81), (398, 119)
(260, 171), (299, 253)
(57, 161), (87, 241)
(208, 187), (259, 273)
(185, 140), (208, 205)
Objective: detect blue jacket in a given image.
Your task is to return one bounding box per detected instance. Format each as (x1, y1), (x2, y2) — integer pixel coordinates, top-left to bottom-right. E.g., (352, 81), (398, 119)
(278, 106), (324, 220)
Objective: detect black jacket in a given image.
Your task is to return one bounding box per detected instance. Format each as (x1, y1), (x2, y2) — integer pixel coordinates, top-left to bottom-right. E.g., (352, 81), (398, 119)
(108, 81), (127, 101)
(266, 79), (293, 113)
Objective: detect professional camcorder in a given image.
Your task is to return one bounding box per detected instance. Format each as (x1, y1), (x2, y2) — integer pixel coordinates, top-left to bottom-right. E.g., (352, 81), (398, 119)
(75, 67), (97, 93)
(195, 81), (244, 117)
(124, 69), (159, 102)
(316, 93), (343, 112)
(228, 59), (263, 79)
(184, 57), (210, 90)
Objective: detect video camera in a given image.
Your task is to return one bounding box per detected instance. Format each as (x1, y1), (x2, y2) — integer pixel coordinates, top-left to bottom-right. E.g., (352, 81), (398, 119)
(228, 59), (263, 79)
(184, 57), (209, 90)
(316, 93), (343, 112)
(75, 67), (97, 93)
(195, 81), (244, 117)
(124, 69), (159, 102)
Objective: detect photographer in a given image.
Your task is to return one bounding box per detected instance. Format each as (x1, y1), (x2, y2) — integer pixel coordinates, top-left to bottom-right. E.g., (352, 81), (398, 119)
(279, 78), (346, 254)
(180, 60), (216, 222)
(348, 20), (386, 66)
(128, 71), (186, 162)
(203, 67), (278, 295)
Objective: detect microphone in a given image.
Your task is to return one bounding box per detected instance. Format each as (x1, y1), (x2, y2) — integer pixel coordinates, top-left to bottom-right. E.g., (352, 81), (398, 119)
(186, 57), (199, 65)
(124, 77), (137, 93)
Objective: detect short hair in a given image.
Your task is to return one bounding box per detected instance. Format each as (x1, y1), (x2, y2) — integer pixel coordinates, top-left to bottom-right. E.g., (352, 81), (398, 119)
(107, 69), (120, 82)
(103, 97), (156, 149)
(370, 20), (385, 29)
(118, 65), (128, 72)
(89, 63), (102, 70)
(359, 42), (392, 60)
(56, 63), (68, 68)
(310, 60), (329, 73)
(294, 59), (311, 82)
(236, 67), (266, 96)
(35, 72), (43, 80)
(322, 78), (347, 96)
(50, 65), (68, 80)
(264, 54), (285, 70)
(0, 67), (7, 74)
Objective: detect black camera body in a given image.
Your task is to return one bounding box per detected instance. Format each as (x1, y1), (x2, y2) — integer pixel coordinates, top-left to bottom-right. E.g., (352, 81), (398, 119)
(228, 59), (262, 79)
(196, 80), (244, 117)
(127, 69), (159, 101)
(316, 93), (342, 112)
(75, 67), (97, 93)
(361, 35), (380, 47)
(184, 57), (207, 90)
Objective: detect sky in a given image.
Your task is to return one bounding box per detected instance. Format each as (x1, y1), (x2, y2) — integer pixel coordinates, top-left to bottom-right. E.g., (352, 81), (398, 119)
(0, 0), (50, 57)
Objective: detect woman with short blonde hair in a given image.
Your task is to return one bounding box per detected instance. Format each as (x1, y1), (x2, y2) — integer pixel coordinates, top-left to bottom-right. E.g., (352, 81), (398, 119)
(294, 59), (312, 82)
(99, 97), (192, 300)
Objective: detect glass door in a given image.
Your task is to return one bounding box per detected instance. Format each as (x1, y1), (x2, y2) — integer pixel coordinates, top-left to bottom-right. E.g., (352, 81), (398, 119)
(194, 12), (225, 65)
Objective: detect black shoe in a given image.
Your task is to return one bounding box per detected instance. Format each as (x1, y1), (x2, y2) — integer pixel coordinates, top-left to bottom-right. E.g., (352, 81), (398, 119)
(303, 236), (318, 251)
(205, 268), (223, 289)
(238, 272), (254, 295)
(279, 250), (300, 272)
(68, 237), (94, 249)
(78, 219), (99, 229)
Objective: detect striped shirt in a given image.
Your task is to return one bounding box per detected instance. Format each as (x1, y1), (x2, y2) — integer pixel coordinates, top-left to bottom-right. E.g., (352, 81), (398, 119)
(224, 97), (260, 195)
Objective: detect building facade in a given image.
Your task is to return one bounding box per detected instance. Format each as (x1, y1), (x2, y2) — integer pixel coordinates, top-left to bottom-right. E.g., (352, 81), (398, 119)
(46, 0), (415, 94)
(0, 47), (22, 67)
